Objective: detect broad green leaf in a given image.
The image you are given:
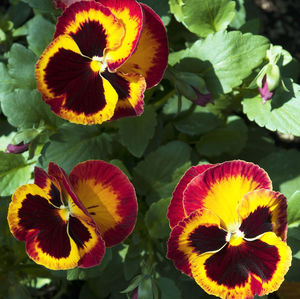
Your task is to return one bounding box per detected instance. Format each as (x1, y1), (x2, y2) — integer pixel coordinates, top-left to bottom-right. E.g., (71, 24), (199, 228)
(7, 43), (37, 90)
(176, 31), (269, 94)
(0, 131), (15, 152)
(117, 106), (157, 158)
(123, 244), (141, 280)
(230, 0), (246, 29)
(162, 95), (192, 115)
(196, 115), (248, 157)
(260, 149), (300, 199)
(170, 0), (236, 37)
(157, 277), (181, 299)
(133, 141), (191, 201)
(242, 80), (300, 136)
(138, 277), (153, 299)
(287, 191), (300, 228)
(145, 198), (170, 239)
(174, 106), (221, 136)
(27, 15), (55, 56)
(0, 63), (15, 100)
(0, 151), (32, 196)
(1, 89), (64, 129)
(21, 0), (57, 13)
(239, 125), (276, 163)
(39, 124), (113, 173)
(67, 249), (112, 280)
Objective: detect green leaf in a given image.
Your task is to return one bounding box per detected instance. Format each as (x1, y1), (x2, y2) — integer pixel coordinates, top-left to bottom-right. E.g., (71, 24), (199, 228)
(260, 149), (300, 199)
(117, 106), (157, 158)
(196, 115), (248, 157)
(239, 125), (276, 163)
(157, 277), (181, 299)
(67, 248), (112, 280)
(0, 63), (15, 100)
(242, 80), (300, 136)
(170, 0), (236, 37)
(1, 89), (64, 129)
(27, 15), (55, 56)
(176, 31), (269, 94)
(39, 124), (113, 173)
(174, 106), (221, 136)
(287, 191), (300, 228)
(138, 277), (153, 299)
(21, 0), (57, 13)
(133, 141), (191, 201)
(0, 151), (32, 196)
(230, 0), (246, 29)
(145, 198), (171, 239)
(7, 43), (37, 90)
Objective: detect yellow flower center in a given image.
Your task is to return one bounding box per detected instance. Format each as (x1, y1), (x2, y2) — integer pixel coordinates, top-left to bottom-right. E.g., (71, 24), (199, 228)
(90, 56), (106, 73)
(57, 205), (70, 222)
(226, 229), (245, 246)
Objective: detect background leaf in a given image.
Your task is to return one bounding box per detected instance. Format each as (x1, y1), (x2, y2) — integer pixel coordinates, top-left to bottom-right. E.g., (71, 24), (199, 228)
(196, 115), (248, 157)
(287, 191), (300, 228)
(260, 149), (300, 198)
(133, 141), (191, 202)
(242, 80), (300, 136)
(27, 15), (55, 56)
(145, 198), (170, 239)
(117, 106), (157, 158)
(1, 89), (64, 129)
(7, 43), (37, 90)
(175, 31), (269, 94)
(170, 0), (236, 37)
(0, 152), (32, 196)
(39, 124), (113, 173)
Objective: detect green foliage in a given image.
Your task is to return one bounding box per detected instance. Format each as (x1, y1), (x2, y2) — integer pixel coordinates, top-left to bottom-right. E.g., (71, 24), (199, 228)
(145, 198), (170, 239)
(260, 150), (300, 198)
(196, 115), (248, 157)
(7, 43), (37, 90)
(133, 141), (191, 202)
(242, 80), (300, 135)
(27, 15), (55, 56)
(170, 0), (236, 37)
(174, 30), (269, 94)
(287, 191), (300, 228)
(39, 124), (113, 173)
(0, 0), (300, 298)
(117, 106), (157, 158)
(0, 151), (32, 196)
(1, 89), (64, 129)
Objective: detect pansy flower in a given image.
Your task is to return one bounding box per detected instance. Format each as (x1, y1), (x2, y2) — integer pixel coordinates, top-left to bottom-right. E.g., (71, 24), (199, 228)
(36, 0), (168, 125)
(7, 160), (137, 270)
(167, 160), (292, 299)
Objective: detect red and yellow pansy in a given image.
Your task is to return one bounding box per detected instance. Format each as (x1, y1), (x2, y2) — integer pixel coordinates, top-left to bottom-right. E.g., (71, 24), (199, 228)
(7, 160), (137, 270)
(36, 0), (168, 125)
(167, 160), (291, 299)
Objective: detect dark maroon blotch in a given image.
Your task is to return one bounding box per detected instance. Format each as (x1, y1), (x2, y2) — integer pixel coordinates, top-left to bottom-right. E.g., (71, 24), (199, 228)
(205, 240), (279, 288)
(45, 48), (107, 114)
(188, 225), (227, 254)
(68, 216), (92, 249)
(19, 194), (71, 258)
(240, 206), (273, 239)
(70, 21), (107, 58)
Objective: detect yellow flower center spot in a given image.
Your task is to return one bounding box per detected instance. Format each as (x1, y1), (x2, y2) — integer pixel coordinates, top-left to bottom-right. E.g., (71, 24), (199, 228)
(226, 229), (245, 246)
(57, 205), (70, 222)
(90, 56), (106, 73)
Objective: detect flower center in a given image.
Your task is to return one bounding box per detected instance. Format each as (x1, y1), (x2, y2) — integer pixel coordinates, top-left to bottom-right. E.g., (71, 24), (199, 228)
(90, 56), (107, 73)
(58, 205), (70, 222)
(226, 229), (245, 246)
